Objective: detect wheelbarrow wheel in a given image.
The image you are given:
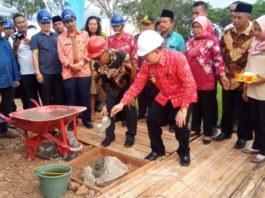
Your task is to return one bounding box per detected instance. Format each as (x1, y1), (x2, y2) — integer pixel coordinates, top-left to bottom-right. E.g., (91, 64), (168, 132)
(55, 130), (79, 160)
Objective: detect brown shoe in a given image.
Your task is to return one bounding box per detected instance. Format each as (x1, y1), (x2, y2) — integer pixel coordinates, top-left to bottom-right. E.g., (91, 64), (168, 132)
(0, 130), (19, 138)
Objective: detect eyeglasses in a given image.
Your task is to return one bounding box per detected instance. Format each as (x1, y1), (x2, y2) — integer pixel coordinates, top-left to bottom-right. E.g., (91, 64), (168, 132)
(41, 22), (51, 25)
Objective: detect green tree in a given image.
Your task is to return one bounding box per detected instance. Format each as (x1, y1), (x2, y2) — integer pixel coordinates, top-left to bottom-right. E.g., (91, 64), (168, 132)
(2, 0), (42, 19)
(252, 0), (265, 19)
(122, 0), (194, 39)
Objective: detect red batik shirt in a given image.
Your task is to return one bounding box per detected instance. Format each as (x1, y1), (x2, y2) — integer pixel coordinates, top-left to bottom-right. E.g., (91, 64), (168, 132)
(185, 36), (225, 90)
(121, 49), (197, 109)
(108, 32), (138, 68)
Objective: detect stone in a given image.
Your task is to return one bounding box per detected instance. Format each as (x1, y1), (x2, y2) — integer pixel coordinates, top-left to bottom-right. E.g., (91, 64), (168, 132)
(92, 158), (104, 178)
(95, 156), (128, 186)
(68, 181), (80, 191)
(83, 166), (96, 185)
(75, 185), (89, 195)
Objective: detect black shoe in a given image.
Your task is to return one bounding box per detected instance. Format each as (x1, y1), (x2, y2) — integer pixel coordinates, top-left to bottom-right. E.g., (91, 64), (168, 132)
(144, 151), (165, 161)
(234, 139), (246, 149)
(122, 120), (127, 127)
(137, 114), (145, 119)
(124, 136), (135, 147)
(101, 137), (115, 147)
(169, 125), (175, 133)
(180, 155), (190, 167)
(190, 130), (200, 137)
(84, 122), (93, 129)
(67, 122), (74, 131)
(213, 133), (231, 141)
(212, 127), (218, 136)
(203, 139), (212, 145)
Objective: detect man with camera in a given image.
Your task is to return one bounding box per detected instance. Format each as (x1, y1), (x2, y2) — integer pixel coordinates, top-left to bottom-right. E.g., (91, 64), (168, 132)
(9, 13), (40, 109)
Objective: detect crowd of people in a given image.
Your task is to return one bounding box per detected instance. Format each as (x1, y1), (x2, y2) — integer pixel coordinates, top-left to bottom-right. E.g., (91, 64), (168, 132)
(0, 1), (265, 167)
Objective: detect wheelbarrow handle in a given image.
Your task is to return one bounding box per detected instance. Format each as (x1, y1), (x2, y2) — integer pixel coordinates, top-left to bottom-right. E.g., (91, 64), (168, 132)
(30, 98), (40, 107)
(0, 113), (12, 124)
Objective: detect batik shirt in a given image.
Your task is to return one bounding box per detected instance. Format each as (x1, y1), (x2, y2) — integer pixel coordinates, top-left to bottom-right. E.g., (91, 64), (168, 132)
(57, 30), (90, 80)
(220, 24), (253, 90)
(94, 49), (137, 105)
(185, 36), (225, 90)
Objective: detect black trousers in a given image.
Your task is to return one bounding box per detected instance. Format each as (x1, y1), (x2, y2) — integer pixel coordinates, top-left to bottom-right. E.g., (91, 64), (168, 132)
(21, 74), (40, 109)
(146, 101), (191, 157)
(39, 74), (65, 105)
(138, 80), (158, 116)
(249, 97), (265, 155)
(106, 90), (137, 139)
(191, 90), (216, 137)
(220, 89), (252, 140)
(0, 86), (14, 133)
(63, 77), (92, 124)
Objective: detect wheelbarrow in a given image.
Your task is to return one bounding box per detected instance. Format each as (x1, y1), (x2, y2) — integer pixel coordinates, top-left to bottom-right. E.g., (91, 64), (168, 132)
(0, 102), (86, 159)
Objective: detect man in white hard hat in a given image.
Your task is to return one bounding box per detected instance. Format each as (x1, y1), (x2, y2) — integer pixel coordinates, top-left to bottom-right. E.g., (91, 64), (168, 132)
(111, 30), (197, 167)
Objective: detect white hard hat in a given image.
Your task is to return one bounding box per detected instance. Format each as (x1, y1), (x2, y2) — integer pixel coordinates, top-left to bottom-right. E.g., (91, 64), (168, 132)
(137, 30), (164, 56)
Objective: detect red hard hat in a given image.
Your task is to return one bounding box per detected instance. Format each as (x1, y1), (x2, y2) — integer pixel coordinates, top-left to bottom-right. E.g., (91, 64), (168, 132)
(87, 36), (108, 58)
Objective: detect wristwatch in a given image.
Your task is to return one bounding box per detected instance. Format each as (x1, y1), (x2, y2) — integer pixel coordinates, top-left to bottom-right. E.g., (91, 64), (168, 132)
(79, 61), (84, 66)
(180, 108), (187, 113)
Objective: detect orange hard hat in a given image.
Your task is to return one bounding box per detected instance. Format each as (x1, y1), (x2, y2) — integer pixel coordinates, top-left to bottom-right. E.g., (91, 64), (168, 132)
(87, 36), (108, 58)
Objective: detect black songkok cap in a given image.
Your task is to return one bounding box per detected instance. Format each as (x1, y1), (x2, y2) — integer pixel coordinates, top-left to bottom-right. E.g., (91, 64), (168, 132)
(160, 9), (174, 20)
(52, 15), (62, 23)
(234, 2), (252, 14)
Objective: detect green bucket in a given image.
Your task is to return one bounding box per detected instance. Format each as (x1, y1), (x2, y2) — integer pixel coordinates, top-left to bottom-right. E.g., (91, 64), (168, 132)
(35, 164), (73, 198)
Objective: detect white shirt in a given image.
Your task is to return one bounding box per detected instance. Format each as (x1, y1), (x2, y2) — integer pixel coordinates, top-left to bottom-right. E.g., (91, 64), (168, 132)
(9, 29), (37, 75)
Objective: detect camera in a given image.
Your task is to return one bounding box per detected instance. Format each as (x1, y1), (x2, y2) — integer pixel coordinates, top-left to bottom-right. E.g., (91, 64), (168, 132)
(11, 33), (25, 40)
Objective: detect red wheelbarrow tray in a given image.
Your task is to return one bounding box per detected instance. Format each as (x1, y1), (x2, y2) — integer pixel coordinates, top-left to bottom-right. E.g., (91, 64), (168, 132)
(1, 105), (86, 159)
(9, 105), (86, 133)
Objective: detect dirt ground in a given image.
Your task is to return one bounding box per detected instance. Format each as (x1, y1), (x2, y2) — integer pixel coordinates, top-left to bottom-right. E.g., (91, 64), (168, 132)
(0, 129), (95, 198)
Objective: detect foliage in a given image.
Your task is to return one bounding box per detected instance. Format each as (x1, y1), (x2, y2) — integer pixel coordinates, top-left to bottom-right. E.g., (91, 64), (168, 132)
(1, 0), (64, 19)
(252, 0), (265, 20)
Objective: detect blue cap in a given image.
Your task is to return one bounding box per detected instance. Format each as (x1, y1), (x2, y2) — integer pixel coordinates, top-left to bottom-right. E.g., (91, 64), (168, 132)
(3, 19), (15, 29)
(61, 9), (76, 22)
(37, 9), (52, 23)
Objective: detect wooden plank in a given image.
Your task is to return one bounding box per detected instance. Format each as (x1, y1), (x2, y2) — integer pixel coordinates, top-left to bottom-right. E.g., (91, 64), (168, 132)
(99, 154), (179, 198)
(103, 137), (209, 197)
(193, 148), (250, 197)
(77, 125), (178, 155)
(77, 132), (148, 159)
(129, 137), (207, 197)
(158, 138), (232, 197)
(211, 161), (256, 198)
(231, 163), (264, 198)
(68, 147), (153, 194)
(252, 180), (265, 198)
(180, 139), (237, 185)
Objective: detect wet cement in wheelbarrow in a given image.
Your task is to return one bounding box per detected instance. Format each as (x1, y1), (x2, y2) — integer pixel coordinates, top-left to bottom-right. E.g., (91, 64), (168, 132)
(14, 109), (77, 121)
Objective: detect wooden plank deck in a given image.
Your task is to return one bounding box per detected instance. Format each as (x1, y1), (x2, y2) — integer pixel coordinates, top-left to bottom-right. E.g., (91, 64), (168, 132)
(13, 100), (264, 197)
(76, 115), (264, 198)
